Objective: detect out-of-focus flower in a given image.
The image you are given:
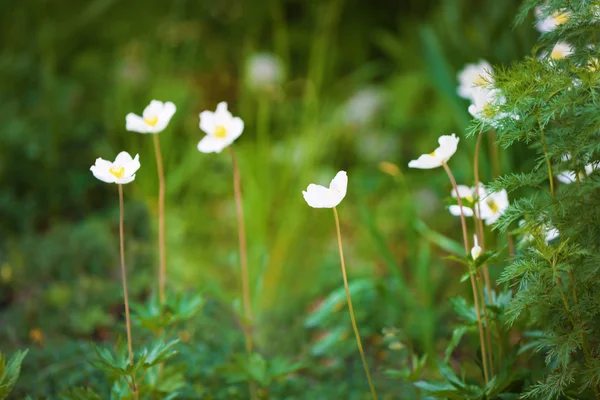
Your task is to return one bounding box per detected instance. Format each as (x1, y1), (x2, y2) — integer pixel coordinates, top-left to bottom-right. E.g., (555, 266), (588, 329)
(549, 42), (574, 60)
(126, 100), (176, 134)
(457, 61), (494, 100)
(197, 102), (244, 153)
(471, 235), (482, 260)
(448, 183), (486, 218)
(408, 134), (459, 169)
(557, 153), (597, 184)
(29, 328), (44, 345)
(344, 87), (384, 125)
(302, 171), (348, 209)
(245, 53), (284, 90)
(535, 6), (570, 33)
(520, 220), (560, 244)
(378, 161), (400, 178)
(479, 189), (509, 225)
(90, 152), (140, 185)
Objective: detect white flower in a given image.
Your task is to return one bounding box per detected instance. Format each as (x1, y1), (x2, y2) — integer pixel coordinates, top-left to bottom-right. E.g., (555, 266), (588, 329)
(90, 152), (140, 184)
(126, 100), (176, 134)
(557, 154), (597, 183)
(548, 41), (574, 61)
(457, 60), (494, 100)
(197, 102), (245, 153)
(344, 87), (384, 125)
(246, 53), (284, 90)
(448, 183), (486, 218)
(479, 189), (509, 225)
(408, 134), (459, 169)
(535, 6), (570, 33)
(302, 171), (348, 209)
(471, 235), (482, 260)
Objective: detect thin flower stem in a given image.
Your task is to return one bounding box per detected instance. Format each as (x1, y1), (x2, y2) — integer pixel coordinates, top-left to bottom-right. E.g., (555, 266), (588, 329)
(333, 207), (378, 400)
(474, 131), (495, 374)
(228, 148), (257, 400)
(442, 161), (489, 385)
(118, 185), (137, 399)
(539, 119), (555, 199)
(153, 134), (167, 305)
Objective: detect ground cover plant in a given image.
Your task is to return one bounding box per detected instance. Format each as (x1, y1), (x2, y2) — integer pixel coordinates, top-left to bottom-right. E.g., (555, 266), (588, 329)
(2, 0), (600, 398)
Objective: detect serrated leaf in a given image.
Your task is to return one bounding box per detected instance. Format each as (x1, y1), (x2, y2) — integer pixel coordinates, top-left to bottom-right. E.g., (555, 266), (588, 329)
(0, 349), (28, 400)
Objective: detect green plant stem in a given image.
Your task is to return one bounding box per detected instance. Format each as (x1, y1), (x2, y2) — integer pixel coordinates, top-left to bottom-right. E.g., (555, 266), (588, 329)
(118, 185), (137, 399)
(229, 148), (257, 400)
(474, 131), (495, 374)
(333, 207), (378, 400)
(442, 161), (490, 384)
(153, 134), (167, 305)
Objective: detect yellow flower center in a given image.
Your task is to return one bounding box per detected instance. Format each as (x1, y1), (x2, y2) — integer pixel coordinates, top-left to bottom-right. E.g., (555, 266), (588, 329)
(144, 115), (159, 126)
(429, 151), (436, 156)
(466, 194), (474, 203)
(551, 48), (565, 60)
(553, 11), (569, 25)
(214, 125), (227, 138)
(482, 102), (496, 119)
(487, 199), (499, 213)
(473, 74), (486, 85)
(109, 166), (125, 178)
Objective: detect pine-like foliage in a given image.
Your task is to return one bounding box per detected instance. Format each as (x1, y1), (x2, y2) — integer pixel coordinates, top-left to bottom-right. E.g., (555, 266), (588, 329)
(485, 1), (600, 397)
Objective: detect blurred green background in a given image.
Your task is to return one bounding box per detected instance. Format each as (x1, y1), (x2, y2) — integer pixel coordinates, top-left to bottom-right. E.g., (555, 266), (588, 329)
(0, 0), (537, 397)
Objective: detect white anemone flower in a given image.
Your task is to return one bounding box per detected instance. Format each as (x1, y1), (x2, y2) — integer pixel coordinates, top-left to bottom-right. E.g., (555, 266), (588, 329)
(535, 6), (570, 33)
(479, 189), (509, 226)
(557, 154), (597, 183)
(471, 235), (482, 260)
(408, 134), (459, 169)
(197, 102), (245, 153)
(548, 41), (574, 61)
(302, 171), (348, 209)
(126, 100), (176, 134)
(457, 61), (494, 101)
(90, 152), (140, 184)
(448, 183), (487, 218)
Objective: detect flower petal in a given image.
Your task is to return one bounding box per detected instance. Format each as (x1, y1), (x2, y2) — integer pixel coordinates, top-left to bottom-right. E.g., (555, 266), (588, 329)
(226, 116), (245, 143)
(126, 113), (151, 133)
(124, 154), (141, 177)
(449, 205), (474, 217)
(114, 151), (134, 166)
(117, 174), (136, 185)
(302, 184), (330, 208)
(199, 110), (216, 135)
(197, 135), (227, 153)
(408, 154), (442, 169)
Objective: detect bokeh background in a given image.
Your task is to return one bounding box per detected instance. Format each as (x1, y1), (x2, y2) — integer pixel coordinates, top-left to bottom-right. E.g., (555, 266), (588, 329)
(1, 0), (537, 397)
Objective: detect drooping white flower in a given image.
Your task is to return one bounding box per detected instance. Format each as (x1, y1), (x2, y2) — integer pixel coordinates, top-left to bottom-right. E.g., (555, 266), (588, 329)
(126, 100), (176, 134)
(479, 189), (509, 226)
(197, 102), (245, 153)
(408, 134), (459, 169)
(302, 171), (348, 209)
(245, 53), (284, 90)
(90, 152), (140, 184)
(548, 41), (574, 61)
(457, 61), (494, 100)
(471, 235), (482, 260)
(535, 6), (570, 33)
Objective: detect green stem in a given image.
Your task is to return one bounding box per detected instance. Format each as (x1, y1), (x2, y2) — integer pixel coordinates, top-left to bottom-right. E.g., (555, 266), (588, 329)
(442, 161), (490, 384)
(333, 207), (378, 400)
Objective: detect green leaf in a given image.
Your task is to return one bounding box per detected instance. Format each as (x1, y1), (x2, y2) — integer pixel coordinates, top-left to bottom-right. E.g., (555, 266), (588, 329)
(0, 349), (28, 400)
(59, 387), (103, 400)
(444, 325), (472, 363)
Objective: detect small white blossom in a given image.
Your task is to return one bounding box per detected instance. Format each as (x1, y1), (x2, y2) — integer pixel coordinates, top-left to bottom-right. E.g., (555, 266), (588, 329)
(302, 171), (348, 209)
(448, 183), (486, 218)
(408, 134), (459, 169)
(479, 189), (509, 226)
(471, 235), (482, 260)
(548, 41), (574, 61)
(197, 102), (244, 153)
(557, 153), (597, 184)
(126, 100), (176, 134)
(90, 152), (140, 184)
(245, 53), (284, 90)
(457, 61), (494, 101)
(535, 6), (570, 33)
